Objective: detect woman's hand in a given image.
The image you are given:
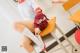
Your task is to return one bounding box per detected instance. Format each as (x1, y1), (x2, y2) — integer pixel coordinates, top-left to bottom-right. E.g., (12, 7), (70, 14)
(35, 28), (41, 35)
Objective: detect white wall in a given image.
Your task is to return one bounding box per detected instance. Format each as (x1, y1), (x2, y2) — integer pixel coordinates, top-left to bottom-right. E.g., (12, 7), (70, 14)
(0, 0), (27, 53)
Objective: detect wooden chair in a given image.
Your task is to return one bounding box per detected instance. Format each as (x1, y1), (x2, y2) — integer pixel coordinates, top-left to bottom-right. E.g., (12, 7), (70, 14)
(63, 1), (80, 52)
(70, 10), (80, 45)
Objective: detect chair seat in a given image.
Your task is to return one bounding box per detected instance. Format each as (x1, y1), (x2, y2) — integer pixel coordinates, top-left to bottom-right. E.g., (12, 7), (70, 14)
(40, 17), (56, 37)
(70, 10), (80, 23)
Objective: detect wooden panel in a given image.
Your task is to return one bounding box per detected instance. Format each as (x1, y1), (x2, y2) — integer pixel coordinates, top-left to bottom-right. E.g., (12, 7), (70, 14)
(63, 0), (80, 11)
(70, 10), (80, 23)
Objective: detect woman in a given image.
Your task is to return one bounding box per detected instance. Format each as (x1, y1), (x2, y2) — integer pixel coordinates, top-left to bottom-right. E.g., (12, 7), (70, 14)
(15, 0), (45, 53)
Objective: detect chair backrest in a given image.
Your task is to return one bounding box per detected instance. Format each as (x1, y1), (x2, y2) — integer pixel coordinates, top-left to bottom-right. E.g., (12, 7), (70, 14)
(63, 0), (80, 11)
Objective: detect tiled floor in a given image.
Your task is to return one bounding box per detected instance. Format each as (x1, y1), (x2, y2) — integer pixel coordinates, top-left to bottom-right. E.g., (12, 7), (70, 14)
(34, 28), (80, 53)
(39, 34), (80, 53)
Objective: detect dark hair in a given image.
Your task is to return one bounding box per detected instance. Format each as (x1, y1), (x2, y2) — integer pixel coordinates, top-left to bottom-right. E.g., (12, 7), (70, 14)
(35, 7), (42, 12)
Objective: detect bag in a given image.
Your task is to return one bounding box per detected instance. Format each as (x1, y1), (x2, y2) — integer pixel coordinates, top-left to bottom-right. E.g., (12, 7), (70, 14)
(75, 28), (80, 44)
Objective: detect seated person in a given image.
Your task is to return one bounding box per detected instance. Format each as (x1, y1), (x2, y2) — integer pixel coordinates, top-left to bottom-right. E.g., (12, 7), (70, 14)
(15, 0), (44, 53)
(34, 7), (49, 53)
(34, 7), (48, 35)
(15, 0), (55, 53)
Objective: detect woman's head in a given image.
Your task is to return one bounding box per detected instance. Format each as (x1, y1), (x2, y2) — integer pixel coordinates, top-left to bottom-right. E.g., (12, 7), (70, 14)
(35, 7), (42, 14)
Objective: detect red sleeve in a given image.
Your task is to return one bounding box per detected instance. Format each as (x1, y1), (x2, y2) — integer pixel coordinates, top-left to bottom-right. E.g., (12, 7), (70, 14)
(34, 16), (39, 28)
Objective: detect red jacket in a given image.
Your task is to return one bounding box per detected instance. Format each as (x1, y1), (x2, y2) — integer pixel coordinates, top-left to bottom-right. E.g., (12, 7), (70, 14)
(34, 13), (48, 31)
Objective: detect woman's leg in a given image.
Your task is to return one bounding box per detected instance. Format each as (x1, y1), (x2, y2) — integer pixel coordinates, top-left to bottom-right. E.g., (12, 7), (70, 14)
(14, 20), (34, 32)
(15, 21), (36, 53)
(20, 35), (35, 53)
(15, 20), (44, 52)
